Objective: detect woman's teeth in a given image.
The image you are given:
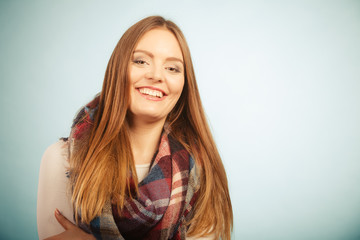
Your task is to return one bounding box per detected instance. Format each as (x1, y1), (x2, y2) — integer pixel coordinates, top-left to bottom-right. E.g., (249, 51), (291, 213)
(139, 88), (163, 98)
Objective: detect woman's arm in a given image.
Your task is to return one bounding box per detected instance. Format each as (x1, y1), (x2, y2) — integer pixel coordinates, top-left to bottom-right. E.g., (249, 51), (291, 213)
(37, 141), (75, 239)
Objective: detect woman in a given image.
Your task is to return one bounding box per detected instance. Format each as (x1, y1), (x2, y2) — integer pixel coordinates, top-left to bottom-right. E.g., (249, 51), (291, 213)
(37, 16), (232, 240)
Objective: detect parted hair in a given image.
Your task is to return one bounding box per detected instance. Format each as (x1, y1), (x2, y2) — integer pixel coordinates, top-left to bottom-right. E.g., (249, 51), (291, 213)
(69, 16), (232, 239)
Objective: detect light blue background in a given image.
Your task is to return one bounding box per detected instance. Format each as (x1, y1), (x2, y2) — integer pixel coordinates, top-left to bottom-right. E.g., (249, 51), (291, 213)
(0, 0), (359, 239)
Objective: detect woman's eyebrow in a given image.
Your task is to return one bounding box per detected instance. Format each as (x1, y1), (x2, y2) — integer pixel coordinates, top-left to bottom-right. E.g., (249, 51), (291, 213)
(133, 49), (153, 58)
(167, 57), (183, 65)
(133, 49), (183, 64)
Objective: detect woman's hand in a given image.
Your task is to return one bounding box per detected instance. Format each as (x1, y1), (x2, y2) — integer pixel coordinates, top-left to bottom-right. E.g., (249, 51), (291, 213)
(44, 209), (96, 240)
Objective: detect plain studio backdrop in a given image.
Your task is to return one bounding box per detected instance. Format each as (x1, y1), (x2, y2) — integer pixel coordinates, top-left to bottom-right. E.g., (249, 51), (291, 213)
(0, 0), (359, 239)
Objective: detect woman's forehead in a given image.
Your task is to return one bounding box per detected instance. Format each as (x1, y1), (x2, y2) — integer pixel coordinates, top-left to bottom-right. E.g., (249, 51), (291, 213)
(134, 28), (183, 60)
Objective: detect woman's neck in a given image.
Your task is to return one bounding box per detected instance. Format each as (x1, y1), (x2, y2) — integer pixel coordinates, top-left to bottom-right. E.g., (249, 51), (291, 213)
(128, 117), (166, 165)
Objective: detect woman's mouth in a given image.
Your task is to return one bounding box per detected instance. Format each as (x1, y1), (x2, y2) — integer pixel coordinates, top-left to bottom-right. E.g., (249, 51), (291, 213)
(136, 87), (167, 101)
(137, 87), (165, 98)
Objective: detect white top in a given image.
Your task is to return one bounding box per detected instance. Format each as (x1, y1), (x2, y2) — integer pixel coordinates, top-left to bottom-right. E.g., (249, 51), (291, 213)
(37, 141), (214, 240)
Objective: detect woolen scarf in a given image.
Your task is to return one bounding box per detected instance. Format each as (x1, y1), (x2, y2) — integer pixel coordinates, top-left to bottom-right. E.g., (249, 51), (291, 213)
(70, 97), (200, 240)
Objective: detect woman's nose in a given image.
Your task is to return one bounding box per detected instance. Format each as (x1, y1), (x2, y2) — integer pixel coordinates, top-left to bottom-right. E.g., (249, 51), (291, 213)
(145, 64), (164, 82)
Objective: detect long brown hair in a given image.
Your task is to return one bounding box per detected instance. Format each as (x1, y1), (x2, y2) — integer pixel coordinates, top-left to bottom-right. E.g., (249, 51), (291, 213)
(69, 16), (233, 239)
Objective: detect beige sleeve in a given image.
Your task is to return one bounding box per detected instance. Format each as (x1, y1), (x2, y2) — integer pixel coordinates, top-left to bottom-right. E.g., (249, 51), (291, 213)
(37, 141), (74, 240)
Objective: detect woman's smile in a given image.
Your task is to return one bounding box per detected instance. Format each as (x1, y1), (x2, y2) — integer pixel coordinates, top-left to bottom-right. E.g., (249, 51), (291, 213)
(136, 86), (167, 101)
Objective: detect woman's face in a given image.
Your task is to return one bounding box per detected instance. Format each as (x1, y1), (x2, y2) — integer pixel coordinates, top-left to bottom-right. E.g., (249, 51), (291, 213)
(128, 28), (185, 123)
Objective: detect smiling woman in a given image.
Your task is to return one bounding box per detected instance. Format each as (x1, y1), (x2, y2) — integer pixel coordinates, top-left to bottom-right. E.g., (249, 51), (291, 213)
(37, 16), (233, 240)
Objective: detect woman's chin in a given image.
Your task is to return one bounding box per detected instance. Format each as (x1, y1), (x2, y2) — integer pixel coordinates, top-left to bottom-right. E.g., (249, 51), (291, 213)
(129, 112), (167, 125)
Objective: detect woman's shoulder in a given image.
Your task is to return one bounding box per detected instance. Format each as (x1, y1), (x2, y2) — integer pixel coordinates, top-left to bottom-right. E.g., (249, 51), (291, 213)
(43, 140), (69, 158)
(40, 140), (70, 175)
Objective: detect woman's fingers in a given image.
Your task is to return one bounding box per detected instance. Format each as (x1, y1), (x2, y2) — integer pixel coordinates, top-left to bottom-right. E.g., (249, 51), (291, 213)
(44, 209), (96, 240)
(54, 208), (76, 230)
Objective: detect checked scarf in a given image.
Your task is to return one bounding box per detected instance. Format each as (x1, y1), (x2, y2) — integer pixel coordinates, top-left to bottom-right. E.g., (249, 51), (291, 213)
(71, 96), (200, 240)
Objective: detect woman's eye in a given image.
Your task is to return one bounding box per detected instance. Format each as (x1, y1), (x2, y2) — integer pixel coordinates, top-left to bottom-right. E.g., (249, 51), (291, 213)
(133, 59), (147, 65)
(166, 67), (180, 73)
